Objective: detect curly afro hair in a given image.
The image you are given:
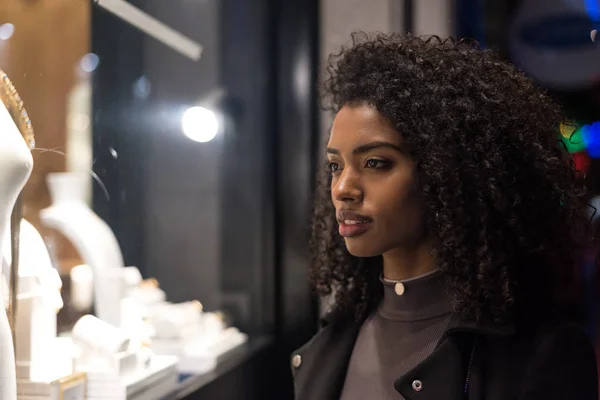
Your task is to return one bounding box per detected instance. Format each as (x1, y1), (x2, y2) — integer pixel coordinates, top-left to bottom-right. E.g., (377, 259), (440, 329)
(309, 32), (592, 325)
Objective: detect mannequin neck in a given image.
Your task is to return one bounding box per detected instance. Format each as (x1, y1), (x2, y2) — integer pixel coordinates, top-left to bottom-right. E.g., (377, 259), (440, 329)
(47, 173), (88, 205)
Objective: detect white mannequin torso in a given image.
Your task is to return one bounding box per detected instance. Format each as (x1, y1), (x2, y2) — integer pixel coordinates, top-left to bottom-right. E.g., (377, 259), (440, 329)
(0, 100), (33, 400)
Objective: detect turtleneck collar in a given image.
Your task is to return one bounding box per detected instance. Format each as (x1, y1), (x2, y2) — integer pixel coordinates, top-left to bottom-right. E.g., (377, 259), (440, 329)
(378, 269), (452, 322)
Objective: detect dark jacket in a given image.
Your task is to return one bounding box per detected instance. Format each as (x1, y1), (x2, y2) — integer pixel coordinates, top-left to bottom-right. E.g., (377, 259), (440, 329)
(291, 311), (598, 400)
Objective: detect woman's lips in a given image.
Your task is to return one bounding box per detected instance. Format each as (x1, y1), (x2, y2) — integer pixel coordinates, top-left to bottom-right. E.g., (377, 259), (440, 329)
(336, 210), (373, 238)
(338, 220), (372, 238)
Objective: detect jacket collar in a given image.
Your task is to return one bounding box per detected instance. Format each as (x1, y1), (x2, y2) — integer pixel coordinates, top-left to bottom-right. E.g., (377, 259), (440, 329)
(444, 313), (515, 337)
(320, 308), (516, 337)
(292, 310), (514, 400)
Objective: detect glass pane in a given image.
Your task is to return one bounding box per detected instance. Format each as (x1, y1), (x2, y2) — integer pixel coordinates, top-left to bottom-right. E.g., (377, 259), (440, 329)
(0, 0), (275, 394)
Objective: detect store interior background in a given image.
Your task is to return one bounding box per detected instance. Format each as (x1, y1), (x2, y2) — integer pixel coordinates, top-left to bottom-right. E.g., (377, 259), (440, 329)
(1, 0), (599, 398)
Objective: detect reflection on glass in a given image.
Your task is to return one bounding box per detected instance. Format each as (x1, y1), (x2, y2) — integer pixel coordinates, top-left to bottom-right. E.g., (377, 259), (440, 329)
(79, 53), (99, 73)
(0, 23), (14, 41)
(181, 106), (219, 143)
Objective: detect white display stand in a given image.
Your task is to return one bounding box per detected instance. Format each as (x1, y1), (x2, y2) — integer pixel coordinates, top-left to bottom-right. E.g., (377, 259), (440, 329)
(128, 281), (248, 374)
(40, 172), (246, 377)
(69, 264), (94, 312)
(40, 172), (124, 327)
(0, 218), (78, 399)
(36, 173), (180, 397)
(0, 97), (34, 400)
(70, 315), (179, 400)
(152, 324), (248, 374)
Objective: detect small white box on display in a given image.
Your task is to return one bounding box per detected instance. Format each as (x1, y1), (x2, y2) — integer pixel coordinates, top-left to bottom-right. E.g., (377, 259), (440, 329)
(74, 349), (139, 378)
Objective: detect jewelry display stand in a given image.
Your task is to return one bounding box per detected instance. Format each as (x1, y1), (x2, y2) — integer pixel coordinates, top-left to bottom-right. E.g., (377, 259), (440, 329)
(69, 264), (94, 312)
(40, 172), (124, 327)
(1, 219), (72, 387)
(69, 314), (178, 400)
(6, 231), (178, 400)
(128, 277), (248, 374)
(3, 220), (87, 400)
(40, 172), (246, 377)
(39, 173), (179, 398)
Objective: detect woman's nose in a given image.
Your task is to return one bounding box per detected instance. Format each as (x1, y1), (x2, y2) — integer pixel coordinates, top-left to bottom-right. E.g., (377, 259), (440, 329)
(331, 169), (363, 203)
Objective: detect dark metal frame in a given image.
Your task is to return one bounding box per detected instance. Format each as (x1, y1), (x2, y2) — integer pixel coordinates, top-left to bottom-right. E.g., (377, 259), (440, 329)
(404, 0), (414, 34)
(218, 0), (320, 395)
(271, 0), (321, 395)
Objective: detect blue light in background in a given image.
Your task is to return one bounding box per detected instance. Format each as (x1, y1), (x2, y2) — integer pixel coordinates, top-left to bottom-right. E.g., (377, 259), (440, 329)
(585, 0), (600, 27)
(581, 121), (600, 158)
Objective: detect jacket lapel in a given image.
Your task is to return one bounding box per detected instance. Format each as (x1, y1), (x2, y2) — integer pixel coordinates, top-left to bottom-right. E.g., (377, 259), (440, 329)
(393, 314), (514, 400)
(292, 316), (359, 400)
(394, 333), (476, 399)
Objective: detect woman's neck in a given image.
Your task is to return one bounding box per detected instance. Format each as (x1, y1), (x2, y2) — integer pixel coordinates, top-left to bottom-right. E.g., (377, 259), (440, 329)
(382, 240), (436, 281)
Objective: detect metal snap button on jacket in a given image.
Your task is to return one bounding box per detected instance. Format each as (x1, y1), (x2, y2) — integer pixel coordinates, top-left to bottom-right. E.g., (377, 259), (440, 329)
(291, 354), (302, 368)
(412, 379), (423, 392)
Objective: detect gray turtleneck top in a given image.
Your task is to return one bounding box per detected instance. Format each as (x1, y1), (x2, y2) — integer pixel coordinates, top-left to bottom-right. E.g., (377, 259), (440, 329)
(339, 270), (453, 400)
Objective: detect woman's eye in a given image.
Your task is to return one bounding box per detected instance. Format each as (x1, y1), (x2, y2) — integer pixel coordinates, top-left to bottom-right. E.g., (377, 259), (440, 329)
(365, 159), (390, 169)
(328, 162), (340, 173)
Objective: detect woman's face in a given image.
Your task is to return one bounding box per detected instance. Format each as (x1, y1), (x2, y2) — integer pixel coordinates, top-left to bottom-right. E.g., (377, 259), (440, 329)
(327, 104), (424, 257)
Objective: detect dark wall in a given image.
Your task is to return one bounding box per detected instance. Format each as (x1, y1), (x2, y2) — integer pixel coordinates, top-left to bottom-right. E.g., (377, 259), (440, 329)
(218, 0), (277, 334)
(455, 0), (520, 55)
(142, 0), (223, 312)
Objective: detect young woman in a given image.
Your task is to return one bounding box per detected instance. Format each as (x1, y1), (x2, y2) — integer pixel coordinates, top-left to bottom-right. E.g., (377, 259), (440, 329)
(292, 33), (599, 400)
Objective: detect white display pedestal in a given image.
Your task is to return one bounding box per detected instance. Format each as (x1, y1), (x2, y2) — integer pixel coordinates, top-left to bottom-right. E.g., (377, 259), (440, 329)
(82, 354), (178, 400)
(41, 173), (247, 378)
(129, 285), (248, 374)
(71, 315), (179, 400)
(152, 326), (248, 374)
(1, 219), (79, 399)
(40, 172), (124, 327)
(15, 295), (75, 393)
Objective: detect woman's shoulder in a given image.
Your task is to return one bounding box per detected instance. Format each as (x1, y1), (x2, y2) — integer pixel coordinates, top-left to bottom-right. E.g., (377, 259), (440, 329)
(509, 319), (598, 399)
(521, 318), (594, 353)
(501, 318), (595, 365)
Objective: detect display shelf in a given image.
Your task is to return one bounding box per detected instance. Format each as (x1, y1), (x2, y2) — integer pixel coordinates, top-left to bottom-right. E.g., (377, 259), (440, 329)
(85, 355), (178, 400)
(153, 328), (248, 375)
(166, 335), (273, 400)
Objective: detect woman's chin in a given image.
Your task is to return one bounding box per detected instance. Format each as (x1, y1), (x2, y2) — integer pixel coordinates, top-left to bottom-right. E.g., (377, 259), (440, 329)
(344, 239), (383, 258)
